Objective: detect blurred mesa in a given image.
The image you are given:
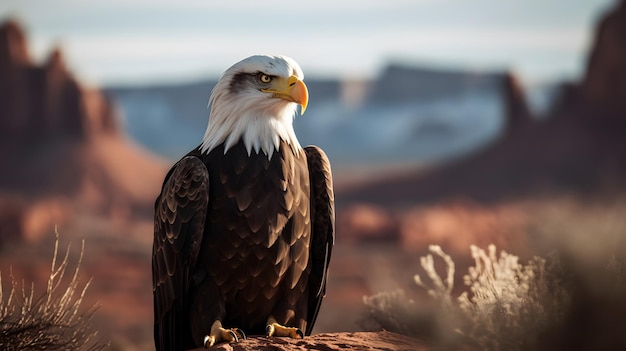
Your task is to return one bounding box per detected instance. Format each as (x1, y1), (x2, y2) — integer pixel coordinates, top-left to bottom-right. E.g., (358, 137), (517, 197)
(0, 19), (166, 244)
(338, 0), (626, 248)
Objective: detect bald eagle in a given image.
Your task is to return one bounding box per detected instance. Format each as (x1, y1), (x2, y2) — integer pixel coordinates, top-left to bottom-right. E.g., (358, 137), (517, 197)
(152, 55), (334, 350)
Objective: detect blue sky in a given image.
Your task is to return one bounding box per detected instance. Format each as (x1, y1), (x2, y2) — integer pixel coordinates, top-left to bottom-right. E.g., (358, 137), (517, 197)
(0, 0), (616, 86)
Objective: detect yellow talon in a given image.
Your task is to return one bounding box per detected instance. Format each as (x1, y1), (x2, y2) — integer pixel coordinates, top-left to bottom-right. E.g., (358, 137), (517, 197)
(265, 317), (304, 339)
(203, 320), (246, 347)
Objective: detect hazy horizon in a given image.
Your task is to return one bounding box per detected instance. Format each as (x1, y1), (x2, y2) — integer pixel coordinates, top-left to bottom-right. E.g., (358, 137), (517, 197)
(0, 0), (616, 87)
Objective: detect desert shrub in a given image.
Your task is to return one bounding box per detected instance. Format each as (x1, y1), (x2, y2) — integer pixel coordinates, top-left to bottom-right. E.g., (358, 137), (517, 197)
(362, 289), (427, 337)
(0, 233), (107, 350)
(364, 244), (572, 351)
(455, 245), (570, 350)
(363, 245), (461, 344)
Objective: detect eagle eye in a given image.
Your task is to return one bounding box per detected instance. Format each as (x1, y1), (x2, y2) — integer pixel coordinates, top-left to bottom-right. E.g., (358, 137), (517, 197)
(259, 73), (272, 84)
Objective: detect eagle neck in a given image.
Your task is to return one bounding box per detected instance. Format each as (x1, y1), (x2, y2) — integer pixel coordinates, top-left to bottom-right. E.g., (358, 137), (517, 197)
(200, 107), (302, 160)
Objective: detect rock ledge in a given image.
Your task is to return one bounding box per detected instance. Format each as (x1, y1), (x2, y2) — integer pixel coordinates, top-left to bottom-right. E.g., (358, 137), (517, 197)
(191, 331), (425, 351)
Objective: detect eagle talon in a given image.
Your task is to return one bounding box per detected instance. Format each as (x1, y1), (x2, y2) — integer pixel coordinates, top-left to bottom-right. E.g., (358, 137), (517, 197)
(203, 335), (214, 348)
(265, 324), (274, 337)
(234, 328), (246, 341)
(203, 322), (243, 348)
(228, 330), (239, 343)
(265, 322), (304, 339)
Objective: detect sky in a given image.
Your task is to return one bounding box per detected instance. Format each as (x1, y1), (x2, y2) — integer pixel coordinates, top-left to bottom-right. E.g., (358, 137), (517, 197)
(0, 0), (617, 86)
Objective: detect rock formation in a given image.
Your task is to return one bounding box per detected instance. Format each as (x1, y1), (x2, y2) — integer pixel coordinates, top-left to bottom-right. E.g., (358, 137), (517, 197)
(366, 64), (531, 135)
(0, 19), (166, 242)
(339, 0), (626, 207)
(501, 72), (532, 134)
(368, 64), (502, 104)
(0, 20), (117, 142)
(0, 197), (25, 246)
(581, 0), (626, 116)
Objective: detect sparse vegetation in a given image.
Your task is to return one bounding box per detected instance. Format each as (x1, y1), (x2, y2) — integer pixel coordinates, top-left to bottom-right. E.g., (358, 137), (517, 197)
(454, 245), (570, 350)
(364, 243), (625, 350)
(0, 232), (107, 350)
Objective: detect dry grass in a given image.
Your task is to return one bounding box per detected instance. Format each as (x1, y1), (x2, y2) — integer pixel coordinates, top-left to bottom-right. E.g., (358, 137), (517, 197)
(364, 242), (625, 350)
(455, 245), (570, 350)
(0, 231), (107, 350)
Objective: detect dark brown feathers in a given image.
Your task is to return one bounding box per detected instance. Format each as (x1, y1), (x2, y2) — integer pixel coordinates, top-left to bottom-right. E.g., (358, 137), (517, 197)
(152, 140), (334, 350)
(303, 145), (335, 335)
(153, 156), (209, 351)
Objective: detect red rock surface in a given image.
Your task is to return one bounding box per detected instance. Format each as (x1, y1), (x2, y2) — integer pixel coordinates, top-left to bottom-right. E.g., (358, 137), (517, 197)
(398, 202), (528, 254)
(191, 331), (426, 351)
(337, 204), (398, 243)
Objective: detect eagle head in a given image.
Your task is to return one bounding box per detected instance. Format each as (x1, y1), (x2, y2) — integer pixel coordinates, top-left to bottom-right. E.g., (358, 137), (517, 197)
(200, 55), (309, 158)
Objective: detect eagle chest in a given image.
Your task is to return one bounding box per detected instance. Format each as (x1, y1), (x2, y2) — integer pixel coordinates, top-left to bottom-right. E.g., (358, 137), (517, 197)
(202, 144), (312, 303)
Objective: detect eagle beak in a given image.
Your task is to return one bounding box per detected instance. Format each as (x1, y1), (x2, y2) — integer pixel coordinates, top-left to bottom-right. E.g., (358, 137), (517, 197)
(262, 75), (309, 115)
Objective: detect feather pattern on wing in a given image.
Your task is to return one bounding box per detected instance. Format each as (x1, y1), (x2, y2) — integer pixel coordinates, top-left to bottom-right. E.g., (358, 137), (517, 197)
(153, 156), (209, 351)
(304, 145), (335, 335)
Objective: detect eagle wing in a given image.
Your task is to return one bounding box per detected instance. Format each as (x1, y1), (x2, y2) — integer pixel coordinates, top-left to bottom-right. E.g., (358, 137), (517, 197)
(152, 156), (209, 351)
(304, 146), (335, 335)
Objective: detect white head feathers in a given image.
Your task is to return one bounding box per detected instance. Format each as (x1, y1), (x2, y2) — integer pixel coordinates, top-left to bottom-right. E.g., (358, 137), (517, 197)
(199, 55), (305, 159)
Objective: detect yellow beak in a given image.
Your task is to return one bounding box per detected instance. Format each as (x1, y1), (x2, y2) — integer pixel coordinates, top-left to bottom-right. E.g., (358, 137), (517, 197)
(261, 75), (309, 114)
